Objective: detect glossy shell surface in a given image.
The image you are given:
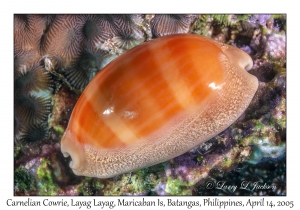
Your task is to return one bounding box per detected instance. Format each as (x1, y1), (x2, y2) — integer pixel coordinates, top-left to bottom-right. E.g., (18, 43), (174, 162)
(61, 34), (258, 178)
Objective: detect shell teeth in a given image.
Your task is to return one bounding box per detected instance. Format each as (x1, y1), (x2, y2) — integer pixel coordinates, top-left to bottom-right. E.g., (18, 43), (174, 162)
(62, 152), (70, 157)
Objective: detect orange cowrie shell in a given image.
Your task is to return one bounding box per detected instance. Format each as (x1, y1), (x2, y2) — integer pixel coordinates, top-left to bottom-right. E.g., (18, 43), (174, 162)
(61, 34), (258, 178)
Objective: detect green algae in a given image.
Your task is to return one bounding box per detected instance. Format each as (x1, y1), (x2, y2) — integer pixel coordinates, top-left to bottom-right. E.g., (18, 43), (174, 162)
(210, 14), (231, 26)
(77, 177), (104, 196)
(222, 157), (233, 168)
(103, 163), (164, 195)
(191, 16), (210, 37)
(14, 144), (22, 159)
(272, 98), (286, 129)
(196, 155), (203, 162)
(236, 14), (252, 21)
(273, 62), (286, 74)
(14, 167), (36, 193)
(93, 179), (104, 190)
(261, 26), (268, 36)
(165, 177), (193, 195)
(78, 181), (93, 196)
(192, 14), (252, 37)
(253, 120), (265, 131)
(52, 125), (65, 136)
(270, 14), (285, 19)
(36, 158), (60, 195)
(103, 173), (145, 195)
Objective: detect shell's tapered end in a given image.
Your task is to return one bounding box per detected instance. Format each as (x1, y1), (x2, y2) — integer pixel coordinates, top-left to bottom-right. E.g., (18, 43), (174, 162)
(61, 130), (87, 176)
(221, 43), (258, 96)
(223, 45), (254, 71)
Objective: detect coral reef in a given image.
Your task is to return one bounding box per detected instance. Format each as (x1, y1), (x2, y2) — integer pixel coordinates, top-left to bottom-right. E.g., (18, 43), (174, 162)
(14, 14), (286, 196)
(150, 15), (196, 38)
(19, 123), (48, 144)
